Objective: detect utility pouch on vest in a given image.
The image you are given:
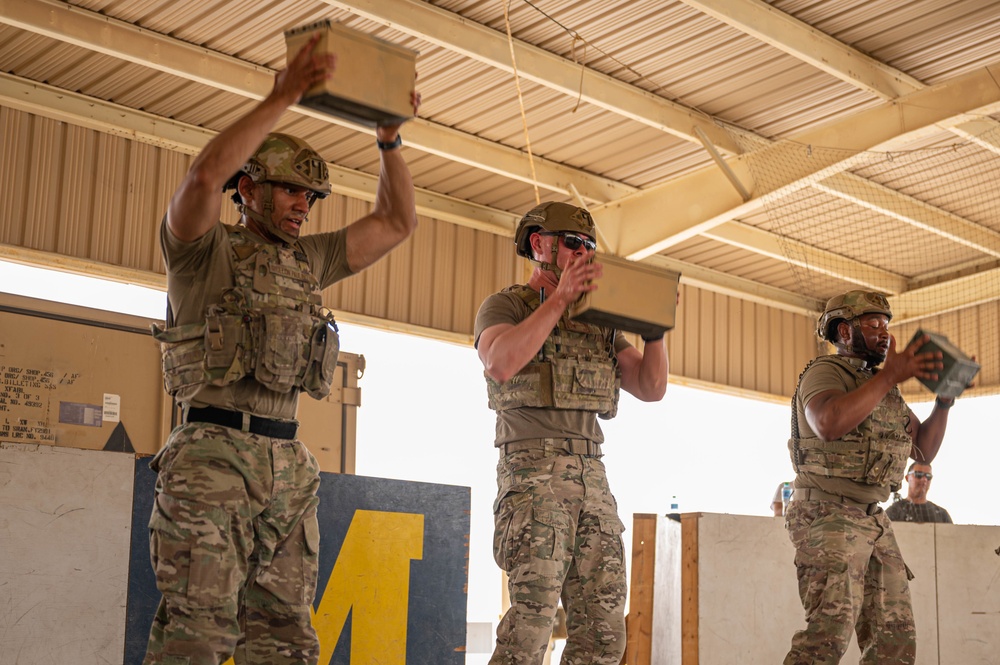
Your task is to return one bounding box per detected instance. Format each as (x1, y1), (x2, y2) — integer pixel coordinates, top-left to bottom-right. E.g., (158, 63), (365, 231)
(551, 358), (618, 415)
(204, 312), (247, 385)
(253, 309), (312, 394)
(863, 438), (909, 489)
(152, 321), (209, 396)
(301, 320), (341, 399)
(486, 364), (553, 411)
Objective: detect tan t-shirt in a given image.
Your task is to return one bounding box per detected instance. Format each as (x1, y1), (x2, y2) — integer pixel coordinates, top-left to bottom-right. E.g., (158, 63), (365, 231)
(793, 355), (908, 503)
(474, 286), (631, 447)
(161, 217), (352, 420)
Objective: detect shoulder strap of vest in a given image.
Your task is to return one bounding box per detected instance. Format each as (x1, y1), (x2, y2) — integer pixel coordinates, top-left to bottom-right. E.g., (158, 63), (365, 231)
(224, 223), (258, 262)
(503, 284), (540, 311)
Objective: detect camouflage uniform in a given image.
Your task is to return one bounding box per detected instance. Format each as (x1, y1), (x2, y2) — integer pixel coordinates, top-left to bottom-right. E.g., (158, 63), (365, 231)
(145, 422), (321, 665)
(785, 355), (916, 664)
(476, 281), (631, 665)
(145, 134), (350, 665)
(885, 498), (953, 524)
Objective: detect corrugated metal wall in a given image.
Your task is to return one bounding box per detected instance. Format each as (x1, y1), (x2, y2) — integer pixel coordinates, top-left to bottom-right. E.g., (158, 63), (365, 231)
(2, 105), (823, 399)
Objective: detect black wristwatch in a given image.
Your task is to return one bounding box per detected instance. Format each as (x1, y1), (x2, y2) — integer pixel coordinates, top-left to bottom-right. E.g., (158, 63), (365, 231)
(376, 134), (403, 151)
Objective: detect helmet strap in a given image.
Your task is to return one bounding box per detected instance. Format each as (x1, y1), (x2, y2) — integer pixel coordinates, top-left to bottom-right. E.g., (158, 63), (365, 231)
(238, 182), (298, 245)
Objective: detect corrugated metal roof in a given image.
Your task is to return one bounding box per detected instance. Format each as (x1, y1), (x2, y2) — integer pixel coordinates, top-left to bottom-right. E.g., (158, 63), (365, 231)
(2, 0), (1000, 397)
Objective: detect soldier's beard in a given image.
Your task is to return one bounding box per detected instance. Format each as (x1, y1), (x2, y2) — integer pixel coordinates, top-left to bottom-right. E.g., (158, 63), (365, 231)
(851, 333), (886, 366)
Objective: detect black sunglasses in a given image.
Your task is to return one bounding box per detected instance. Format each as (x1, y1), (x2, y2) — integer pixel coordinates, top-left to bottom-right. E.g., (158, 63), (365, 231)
(909, 471), (932, 480)
(540, 231), (597, 252)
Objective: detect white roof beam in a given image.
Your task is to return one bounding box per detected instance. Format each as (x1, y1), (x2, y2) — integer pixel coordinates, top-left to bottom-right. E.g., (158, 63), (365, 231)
(891, 267), (1000, 323)
(679, 0), (924, 101)
(594, 63), (1000, 260)
(641, 254), (822, 317)
(683, 0), (1000, 151)
(814, 173), (1000, 259)
(0, 0), (633, 204)
(703, 222), (908, 294)
(323, 0), (740, 154)
(948, 118), (1000, 158)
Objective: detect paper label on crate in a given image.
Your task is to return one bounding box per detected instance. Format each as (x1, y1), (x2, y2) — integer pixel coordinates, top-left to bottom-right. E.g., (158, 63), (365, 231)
(103, 393), (121, 423)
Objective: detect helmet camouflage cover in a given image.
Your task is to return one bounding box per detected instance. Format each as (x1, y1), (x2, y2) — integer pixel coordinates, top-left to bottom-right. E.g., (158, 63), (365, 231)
(816, 290), (892, 341)
(514, 201), (596, 258)
(225, 132), (332, 200)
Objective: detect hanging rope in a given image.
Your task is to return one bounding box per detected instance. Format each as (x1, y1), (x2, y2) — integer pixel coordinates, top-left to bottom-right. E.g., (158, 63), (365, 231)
(503, 0), (541, 205)
(570, 35), (587, 113)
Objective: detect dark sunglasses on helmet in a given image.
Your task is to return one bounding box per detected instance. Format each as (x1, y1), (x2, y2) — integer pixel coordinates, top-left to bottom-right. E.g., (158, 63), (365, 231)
(540, 231), (597, 252)
(909, 471), (932, 480)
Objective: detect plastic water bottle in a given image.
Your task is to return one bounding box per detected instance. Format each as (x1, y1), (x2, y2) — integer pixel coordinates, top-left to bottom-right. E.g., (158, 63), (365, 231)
(669, 495), (679, 514)
(781, 482), (793, 513)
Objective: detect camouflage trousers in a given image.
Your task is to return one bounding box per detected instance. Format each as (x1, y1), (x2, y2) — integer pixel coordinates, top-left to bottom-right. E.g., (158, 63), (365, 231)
(784, 500), (916, 665)
(143, 422), (322, 665)
(490, 449), (627, 665)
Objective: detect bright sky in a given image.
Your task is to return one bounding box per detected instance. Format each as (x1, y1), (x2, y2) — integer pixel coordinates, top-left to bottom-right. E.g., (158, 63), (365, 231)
(2, 259), (997, 663)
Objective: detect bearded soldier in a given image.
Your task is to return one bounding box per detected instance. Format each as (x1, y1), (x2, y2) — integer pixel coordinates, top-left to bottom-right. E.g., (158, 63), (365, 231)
(143, 33), (419, 665)
(474, 202), (669, 665)
(784, 290), (958, 664)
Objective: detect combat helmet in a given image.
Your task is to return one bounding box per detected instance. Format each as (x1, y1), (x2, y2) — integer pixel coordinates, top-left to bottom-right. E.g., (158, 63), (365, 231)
(816, 290), (892, 342)
(513, 201), (597, 277)
(224, 133), (331, 243)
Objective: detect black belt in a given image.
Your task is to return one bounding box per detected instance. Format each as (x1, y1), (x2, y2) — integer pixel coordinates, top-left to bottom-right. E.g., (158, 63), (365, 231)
(501, 437), (602, 457)
(792, 488), (879, 516)
(185, 406), (298, 440)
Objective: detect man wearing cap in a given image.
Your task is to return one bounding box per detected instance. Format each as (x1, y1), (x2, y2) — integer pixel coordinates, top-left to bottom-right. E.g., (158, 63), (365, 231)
(783, 290), (957, 664)
(143, 33), (419, 665)
(475, 201), (669, 665)
(886, 462), (953, 524)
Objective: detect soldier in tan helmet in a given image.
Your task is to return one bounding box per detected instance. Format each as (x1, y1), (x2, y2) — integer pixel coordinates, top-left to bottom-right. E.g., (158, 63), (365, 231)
(474, 202), (669, 665)
(783, 290), (959, 664)
(142, 32), (420, 665)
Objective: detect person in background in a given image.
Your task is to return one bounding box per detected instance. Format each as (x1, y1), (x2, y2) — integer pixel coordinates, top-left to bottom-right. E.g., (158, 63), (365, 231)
(886, 462), (953, 523)
(143, 32), (419, 665)
(771, 481), (793, 517)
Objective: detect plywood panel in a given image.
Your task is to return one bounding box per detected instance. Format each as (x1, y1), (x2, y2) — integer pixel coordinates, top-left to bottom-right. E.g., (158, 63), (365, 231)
(642, 513), (982, 665)
(0, 443), (134, 665)
(934, 523), (1000, 664)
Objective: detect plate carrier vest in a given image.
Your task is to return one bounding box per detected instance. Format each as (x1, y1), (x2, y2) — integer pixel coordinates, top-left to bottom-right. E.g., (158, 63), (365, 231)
(788, 355), (911, 491)
(151, 225), (340, 401)
(485, 285), (620, 419)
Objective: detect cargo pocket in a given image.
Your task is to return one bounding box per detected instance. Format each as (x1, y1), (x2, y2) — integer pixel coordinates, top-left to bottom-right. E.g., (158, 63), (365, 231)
(302, 515), (321, 605)
(598, 514), (627, 564)
(532, 507), (572, 561)
(795, 559), (848, 616)
(148, 493), (239, 608)
(493, 491), (532, 572)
